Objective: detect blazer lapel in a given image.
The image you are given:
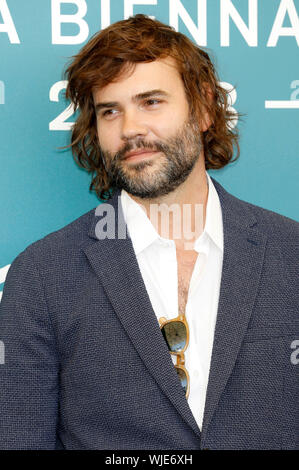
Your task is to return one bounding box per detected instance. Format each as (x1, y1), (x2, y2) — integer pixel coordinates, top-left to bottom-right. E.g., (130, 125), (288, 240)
(82, 189), (201, 438)
(200, 178), (268, 443)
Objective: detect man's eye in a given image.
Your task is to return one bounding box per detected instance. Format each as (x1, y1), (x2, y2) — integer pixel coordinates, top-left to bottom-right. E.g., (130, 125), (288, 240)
(102, 109), (117, 118)
(145, 99), (161, 106)
(101, 108), (119, 119)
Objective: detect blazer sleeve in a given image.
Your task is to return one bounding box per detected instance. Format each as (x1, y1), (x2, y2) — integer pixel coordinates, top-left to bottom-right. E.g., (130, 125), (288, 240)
(0, 247), (59, 449)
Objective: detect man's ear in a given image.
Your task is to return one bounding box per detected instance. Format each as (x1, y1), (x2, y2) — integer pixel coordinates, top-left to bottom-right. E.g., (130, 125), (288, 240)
(199, 83), (214, 132)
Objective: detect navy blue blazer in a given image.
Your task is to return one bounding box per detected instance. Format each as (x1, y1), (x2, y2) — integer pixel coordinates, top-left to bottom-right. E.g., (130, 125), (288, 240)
(0, 178), (298, 449)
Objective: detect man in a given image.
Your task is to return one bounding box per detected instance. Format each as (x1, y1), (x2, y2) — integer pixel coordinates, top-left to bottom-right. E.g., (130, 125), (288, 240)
(0, 14), (298, 450)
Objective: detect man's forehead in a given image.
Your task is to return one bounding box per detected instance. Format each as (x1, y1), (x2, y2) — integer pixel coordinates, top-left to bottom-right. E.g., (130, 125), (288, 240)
(92, 57), (181, 100)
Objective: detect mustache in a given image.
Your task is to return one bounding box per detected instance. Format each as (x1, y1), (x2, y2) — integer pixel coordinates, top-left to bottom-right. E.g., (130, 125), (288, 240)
(114, 140), (166, 161)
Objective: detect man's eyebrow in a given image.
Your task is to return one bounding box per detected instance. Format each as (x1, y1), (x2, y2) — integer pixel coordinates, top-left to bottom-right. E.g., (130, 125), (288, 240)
(94, 89), (170, 114)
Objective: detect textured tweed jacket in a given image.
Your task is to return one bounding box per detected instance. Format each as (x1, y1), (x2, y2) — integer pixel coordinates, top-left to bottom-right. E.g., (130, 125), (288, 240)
(0, 177), (298, 450)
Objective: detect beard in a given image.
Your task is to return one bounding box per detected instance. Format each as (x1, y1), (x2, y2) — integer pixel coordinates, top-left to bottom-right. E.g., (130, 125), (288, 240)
(99, 115), (203, 199)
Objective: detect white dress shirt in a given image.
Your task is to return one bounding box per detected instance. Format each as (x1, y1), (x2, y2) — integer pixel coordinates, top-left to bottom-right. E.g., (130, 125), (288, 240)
(120, 171), (224, 430)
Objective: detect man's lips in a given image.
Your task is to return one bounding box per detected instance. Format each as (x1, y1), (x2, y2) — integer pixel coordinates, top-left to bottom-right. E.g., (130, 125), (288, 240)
(123, 149), (159, 161)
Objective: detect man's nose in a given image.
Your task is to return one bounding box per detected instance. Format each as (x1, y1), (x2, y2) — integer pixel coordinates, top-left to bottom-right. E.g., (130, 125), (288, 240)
(121, 110), (148, 140)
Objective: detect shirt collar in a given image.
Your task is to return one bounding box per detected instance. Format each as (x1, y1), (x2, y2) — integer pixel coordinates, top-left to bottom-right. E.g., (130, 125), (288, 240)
(120, 189), (159, 255)
(121, 171), (223, 255)
(197, 172), (223, 252)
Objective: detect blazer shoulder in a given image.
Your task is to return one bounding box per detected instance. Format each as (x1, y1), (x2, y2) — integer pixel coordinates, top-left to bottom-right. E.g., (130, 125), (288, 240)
(240, 198), (298, 241)
(225, 190), (299, 270)
(211, 177), (299, 241)
(240, 200), (299, 237)
(17, 206), (98, 264)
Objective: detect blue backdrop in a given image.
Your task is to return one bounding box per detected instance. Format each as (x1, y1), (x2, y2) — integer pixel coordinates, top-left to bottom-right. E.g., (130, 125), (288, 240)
(1, 0), (298, 299)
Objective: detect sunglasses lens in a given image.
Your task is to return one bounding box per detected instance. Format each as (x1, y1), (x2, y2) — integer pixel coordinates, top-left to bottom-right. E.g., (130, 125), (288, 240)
(161, 321), (186, 352)
(176, 367), (188, 394)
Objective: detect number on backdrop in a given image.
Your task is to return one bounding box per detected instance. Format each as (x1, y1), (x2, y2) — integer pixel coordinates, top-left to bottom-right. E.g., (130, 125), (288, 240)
(49, 81), (75, 131)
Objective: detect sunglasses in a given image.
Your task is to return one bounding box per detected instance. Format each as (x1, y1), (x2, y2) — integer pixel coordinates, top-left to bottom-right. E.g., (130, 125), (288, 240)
(159, 315), (190, 399)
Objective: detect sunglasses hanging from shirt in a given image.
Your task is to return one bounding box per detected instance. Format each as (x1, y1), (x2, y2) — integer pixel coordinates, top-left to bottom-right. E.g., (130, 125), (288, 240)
(159, 315), (190, 399)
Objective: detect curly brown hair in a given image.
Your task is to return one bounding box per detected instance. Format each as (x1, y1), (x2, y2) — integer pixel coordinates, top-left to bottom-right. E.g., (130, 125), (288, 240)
(64, 14), (240, 200)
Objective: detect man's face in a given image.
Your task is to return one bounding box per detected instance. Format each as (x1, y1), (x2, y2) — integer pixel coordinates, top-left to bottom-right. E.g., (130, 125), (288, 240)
(92, 57), (203, 199)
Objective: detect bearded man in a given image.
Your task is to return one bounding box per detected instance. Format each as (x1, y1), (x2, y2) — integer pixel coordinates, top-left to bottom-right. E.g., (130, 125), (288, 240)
(0, 14), (298, 450)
